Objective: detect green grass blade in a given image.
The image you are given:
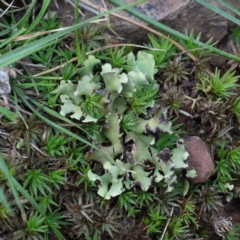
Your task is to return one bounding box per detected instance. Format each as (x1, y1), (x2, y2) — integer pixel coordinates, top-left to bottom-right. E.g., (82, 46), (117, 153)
(12, 82), (53, 89)
(196, 0), (240, 25)
(14, 181), (65, 239)
(110, 0), (240, 62)
(75, 0), (82, 65)
(0, 22), (14, 29)
(20, 64), (39, 94)
(0, 0), (146, 68)
(0, 153), (25, 217)
(0, 107), (17, 121)
(0, 153), (65, 239)
(0, 28), (12, 37)
(0, 130), (65, 238)
(218, 0), (240, 16)
(26, 0), (51, 34)
(0, 28), (26, 49)
(15, 88), (117, 166)
(17, 0), (38, 29)
(0, 187), (12, 213)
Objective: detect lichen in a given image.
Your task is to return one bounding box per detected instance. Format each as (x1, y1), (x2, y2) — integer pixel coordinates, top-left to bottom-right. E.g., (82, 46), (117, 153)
(52, 52), (190, 199)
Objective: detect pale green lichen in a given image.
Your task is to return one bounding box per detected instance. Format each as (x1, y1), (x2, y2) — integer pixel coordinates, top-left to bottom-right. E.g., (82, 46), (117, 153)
(74, 75), (100, 99)
(78, 55), (101, 77)
(101, 63), (128, 93)
(59, 95), (82, 120)
(52, 52), (191, 199)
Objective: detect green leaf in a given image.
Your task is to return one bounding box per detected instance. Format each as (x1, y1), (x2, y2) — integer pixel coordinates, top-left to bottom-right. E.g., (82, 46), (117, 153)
(26, 0), (51, 34)
(0, 153), (65, 239)
(0, 0), (146, 68)
(0, 107), (17, 121)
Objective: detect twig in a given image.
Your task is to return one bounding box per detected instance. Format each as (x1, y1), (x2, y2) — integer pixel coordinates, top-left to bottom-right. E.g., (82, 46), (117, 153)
(30, 143), (49, 157)
(31, 0), (212, 78)
(80, 0), (214, 75)
(87, 43), (165, 54)
(160, 206), (174, 240)
(0, 0), (18, 8)
(33, 43), (164, 77)
(179, 109), (193, 118)
(18, 61), (46, 69)
(80, 1), (195, 60)
(18, 110), (28, 130)
(0, 0), (14, 18)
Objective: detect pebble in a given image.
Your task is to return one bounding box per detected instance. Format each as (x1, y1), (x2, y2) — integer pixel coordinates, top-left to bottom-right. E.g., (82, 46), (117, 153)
(184, 136), (215, 183)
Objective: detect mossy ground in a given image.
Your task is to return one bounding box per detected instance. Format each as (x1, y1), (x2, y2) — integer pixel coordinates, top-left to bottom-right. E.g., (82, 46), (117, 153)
(0, 1), (240, 240)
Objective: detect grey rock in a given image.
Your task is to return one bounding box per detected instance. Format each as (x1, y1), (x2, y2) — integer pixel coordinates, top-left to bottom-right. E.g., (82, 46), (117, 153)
(184, 136), (215, 183)
(51, 1), (239, 44)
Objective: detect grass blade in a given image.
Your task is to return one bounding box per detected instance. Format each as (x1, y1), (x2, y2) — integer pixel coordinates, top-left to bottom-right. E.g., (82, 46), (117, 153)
(0, 28), (26, 49)
(0, 154), (24, 215)
(218, 0), (240, 16)
(17, 0), (38, 29)
(26, 0), (51, 34)
(196, 0), (240, 25)
(15, 88), (117, 166)
(0, 153), (65, 239)
(0, 107), (17, 121)
(74, 0), (82, 65)
(0, 187), (12, 213)
(109, 0), (240, 62)
(0, 0), (146, 68)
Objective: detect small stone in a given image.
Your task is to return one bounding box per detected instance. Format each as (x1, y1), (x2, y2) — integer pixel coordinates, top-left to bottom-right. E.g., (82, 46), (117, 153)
(0, 67), (11, 95)
(184, 136), (215, 183)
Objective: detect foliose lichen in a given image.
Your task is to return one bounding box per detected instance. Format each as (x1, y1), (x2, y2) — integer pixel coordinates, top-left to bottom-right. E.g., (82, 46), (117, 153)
(52, 51), (193, 199)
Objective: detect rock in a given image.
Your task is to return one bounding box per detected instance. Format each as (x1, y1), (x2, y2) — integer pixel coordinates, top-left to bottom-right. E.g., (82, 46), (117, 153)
(50, 0), (240, 44)
(184, 136), (215, 183)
